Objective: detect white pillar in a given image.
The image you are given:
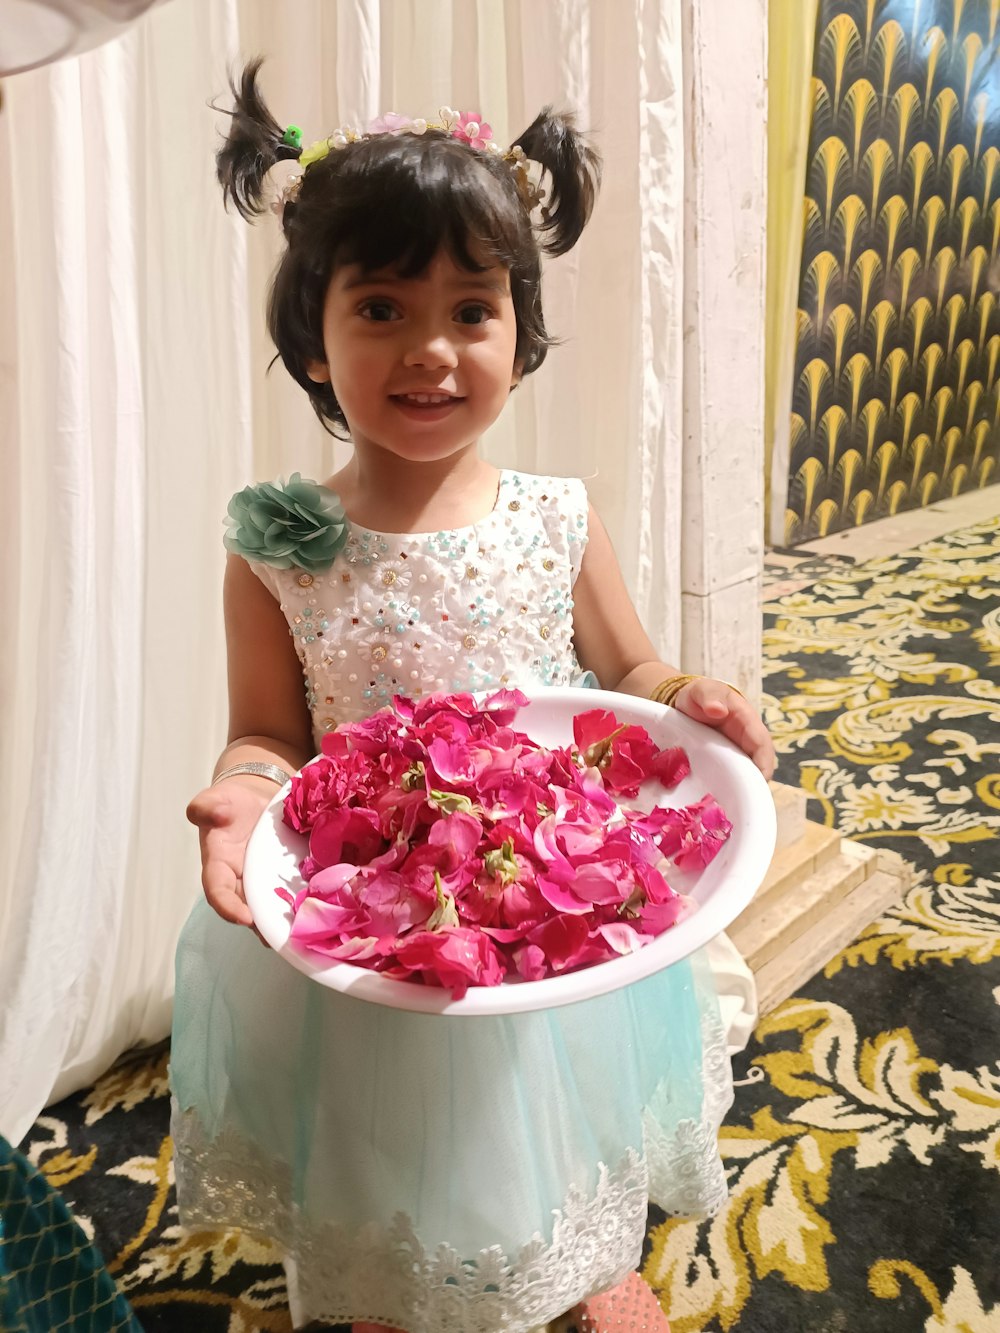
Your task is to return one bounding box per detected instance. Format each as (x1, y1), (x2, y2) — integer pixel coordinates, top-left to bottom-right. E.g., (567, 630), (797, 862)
(679, 0), (767, 699)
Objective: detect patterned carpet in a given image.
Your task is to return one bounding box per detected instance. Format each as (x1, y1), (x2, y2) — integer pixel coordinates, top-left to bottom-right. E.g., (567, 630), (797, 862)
(17, 517), (1000, 1332)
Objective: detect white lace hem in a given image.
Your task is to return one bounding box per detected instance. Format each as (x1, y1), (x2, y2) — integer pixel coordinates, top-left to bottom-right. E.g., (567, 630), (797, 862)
(169, 982), (731, 1329)
(643, 994), (733, 1216)
(172, 1101), (649, 1330)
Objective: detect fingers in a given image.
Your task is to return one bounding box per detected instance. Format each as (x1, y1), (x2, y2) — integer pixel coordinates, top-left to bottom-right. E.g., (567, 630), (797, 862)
(747, 728), (776, 779)
(202, 858), (254, 927)
(677, 679), (735, 721)
(193, 788), (254, 927)
(679, 688), (730, 722)
(189, 786), (267, 931)
(203, 860), (270, 941)
(700, 698), (729, 720)
(676, 680), (776, 779)
(722, 704), (776, 779)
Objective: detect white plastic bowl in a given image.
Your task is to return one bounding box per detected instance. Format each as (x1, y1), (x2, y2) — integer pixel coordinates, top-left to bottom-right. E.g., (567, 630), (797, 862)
(243, 686), (776, 1015)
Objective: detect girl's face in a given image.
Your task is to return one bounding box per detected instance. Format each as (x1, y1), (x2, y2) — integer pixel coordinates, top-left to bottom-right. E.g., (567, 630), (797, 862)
(308, 249), (521, 463)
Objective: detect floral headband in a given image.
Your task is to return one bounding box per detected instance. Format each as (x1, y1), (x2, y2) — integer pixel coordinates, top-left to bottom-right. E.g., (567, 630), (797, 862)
(272, 107), (545, 220)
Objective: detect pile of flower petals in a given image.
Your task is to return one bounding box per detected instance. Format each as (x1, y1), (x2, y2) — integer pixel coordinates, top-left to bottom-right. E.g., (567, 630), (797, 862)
(277, 690), (732, 998)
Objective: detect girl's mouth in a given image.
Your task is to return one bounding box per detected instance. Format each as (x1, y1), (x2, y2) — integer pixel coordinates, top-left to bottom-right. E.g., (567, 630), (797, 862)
(391, 392), (461, 406)
(390, 392), (464, 420)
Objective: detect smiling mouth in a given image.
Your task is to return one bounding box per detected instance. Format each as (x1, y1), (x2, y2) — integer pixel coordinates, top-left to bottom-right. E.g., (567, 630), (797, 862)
(391, 392), (463, 406)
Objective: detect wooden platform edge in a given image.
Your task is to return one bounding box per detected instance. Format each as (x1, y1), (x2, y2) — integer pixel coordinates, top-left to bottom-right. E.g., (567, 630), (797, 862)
(751, 844), (911, 1016)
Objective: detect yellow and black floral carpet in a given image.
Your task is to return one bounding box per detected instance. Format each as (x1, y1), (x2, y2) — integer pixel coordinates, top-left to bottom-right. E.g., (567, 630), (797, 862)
(15, 517), (1000, 1331)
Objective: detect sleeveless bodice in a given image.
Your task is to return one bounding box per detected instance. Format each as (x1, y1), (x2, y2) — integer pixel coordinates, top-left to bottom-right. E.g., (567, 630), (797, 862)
(248, 470), (590, 748)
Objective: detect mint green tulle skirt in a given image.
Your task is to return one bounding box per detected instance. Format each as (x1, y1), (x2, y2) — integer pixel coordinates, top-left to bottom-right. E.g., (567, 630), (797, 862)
(170, 899), (732, 1331)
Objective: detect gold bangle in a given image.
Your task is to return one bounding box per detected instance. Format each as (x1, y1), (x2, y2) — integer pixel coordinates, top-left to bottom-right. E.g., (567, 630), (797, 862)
(649, 674), (699, 707)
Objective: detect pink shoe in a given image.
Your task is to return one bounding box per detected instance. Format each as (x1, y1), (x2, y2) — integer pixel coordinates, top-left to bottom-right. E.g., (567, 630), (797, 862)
(572, 1270), (670, 1331)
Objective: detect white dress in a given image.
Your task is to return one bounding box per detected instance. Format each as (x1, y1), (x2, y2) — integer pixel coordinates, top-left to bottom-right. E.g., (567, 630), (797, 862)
(170, 471), (748, 1331)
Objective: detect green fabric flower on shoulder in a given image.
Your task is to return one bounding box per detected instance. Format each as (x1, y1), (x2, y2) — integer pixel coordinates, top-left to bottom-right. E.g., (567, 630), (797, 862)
(224, 474), (348, 572)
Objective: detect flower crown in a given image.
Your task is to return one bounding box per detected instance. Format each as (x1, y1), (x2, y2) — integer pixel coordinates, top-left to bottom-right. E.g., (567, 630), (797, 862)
(273, 107), (545, 221)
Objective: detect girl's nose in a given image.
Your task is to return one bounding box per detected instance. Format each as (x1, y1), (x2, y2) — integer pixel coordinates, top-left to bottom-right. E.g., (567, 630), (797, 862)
(402, 327), (458, 369)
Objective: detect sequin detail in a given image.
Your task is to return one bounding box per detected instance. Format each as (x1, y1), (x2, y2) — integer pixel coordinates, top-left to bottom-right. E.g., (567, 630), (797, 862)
(245, 471), (589, 748)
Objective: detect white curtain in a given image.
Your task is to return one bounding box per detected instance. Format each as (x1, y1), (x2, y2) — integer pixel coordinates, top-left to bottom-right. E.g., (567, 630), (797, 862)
(0, 0), (686, 1143)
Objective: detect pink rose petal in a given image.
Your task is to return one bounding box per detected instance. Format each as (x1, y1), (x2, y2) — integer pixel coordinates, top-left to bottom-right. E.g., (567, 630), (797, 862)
(277, 692), (729, 995)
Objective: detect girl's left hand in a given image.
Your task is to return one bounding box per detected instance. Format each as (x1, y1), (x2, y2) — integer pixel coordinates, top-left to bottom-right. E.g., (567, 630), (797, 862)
(674, 678), (776, 780)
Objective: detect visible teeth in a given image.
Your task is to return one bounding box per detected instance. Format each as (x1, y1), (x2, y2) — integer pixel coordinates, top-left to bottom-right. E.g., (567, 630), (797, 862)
(401, 393), (451, 404)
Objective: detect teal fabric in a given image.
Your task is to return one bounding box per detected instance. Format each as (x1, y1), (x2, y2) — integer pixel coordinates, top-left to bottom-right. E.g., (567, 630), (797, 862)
(224, 474), (348, 571)
(0, 1135), (141, 1333)
(172, 898), (721, 1252)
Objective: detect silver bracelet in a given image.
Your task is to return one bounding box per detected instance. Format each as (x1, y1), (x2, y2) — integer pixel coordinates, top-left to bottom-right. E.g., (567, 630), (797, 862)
(212, 761), (294, 788)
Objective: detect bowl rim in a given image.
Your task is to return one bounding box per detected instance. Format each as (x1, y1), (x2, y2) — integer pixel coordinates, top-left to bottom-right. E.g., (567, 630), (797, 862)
(243, 686), (776, 1015)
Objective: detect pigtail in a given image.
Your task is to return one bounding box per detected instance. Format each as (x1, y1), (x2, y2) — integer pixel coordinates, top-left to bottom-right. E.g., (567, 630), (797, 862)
(215, 58), (300, 220)
(511, 108), (601, 256)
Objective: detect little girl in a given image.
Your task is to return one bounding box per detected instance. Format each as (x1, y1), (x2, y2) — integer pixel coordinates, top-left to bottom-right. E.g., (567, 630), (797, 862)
(171, 61), (775, 1333)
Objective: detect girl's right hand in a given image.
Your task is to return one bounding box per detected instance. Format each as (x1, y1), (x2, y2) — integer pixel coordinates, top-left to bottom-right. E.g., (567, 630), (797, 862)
(186, 777), (276, 930)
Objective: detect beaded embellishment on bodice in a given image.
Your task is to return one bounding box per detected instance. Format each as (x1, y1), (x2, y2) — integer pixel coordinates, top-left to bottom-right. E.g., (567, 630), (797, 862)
(247, 471), (589, 749)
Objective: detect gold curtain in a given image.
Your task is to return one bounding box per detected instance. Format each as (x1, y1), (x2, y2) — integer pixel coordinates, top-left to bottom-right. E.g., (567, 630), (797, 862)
(765, 0), (819, 543)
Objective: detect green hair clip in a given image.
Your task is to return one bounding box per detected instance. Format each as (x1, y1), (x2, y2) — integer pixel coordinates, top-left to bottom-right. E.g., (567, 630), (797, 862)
(281, 124), (303, 150)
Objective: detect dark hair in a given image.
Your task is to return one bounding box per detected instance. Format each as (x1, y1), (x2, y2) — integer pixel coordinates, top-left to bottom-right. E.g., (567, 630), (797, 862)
(216, 59), (602, 435)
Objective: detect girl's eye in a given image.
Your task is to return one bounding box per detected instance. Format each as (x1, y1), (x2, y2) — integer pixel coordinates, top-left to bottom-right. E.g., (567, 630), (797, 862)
(360, 300), (399, 322)
(456, 304), (492, 326)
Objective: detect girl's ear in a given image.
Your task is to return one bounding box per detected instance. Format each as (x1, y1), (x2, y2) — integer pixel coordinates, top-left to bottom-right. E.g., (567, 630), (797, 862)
(510, 357), (525, 388)
(307, 359), (331, 384)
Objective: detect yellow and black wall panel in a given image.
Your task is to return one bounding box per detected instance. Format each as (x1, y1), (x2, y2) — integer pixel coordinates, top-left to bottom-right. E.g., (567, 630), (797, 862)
(785, 0), (1000, 543)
